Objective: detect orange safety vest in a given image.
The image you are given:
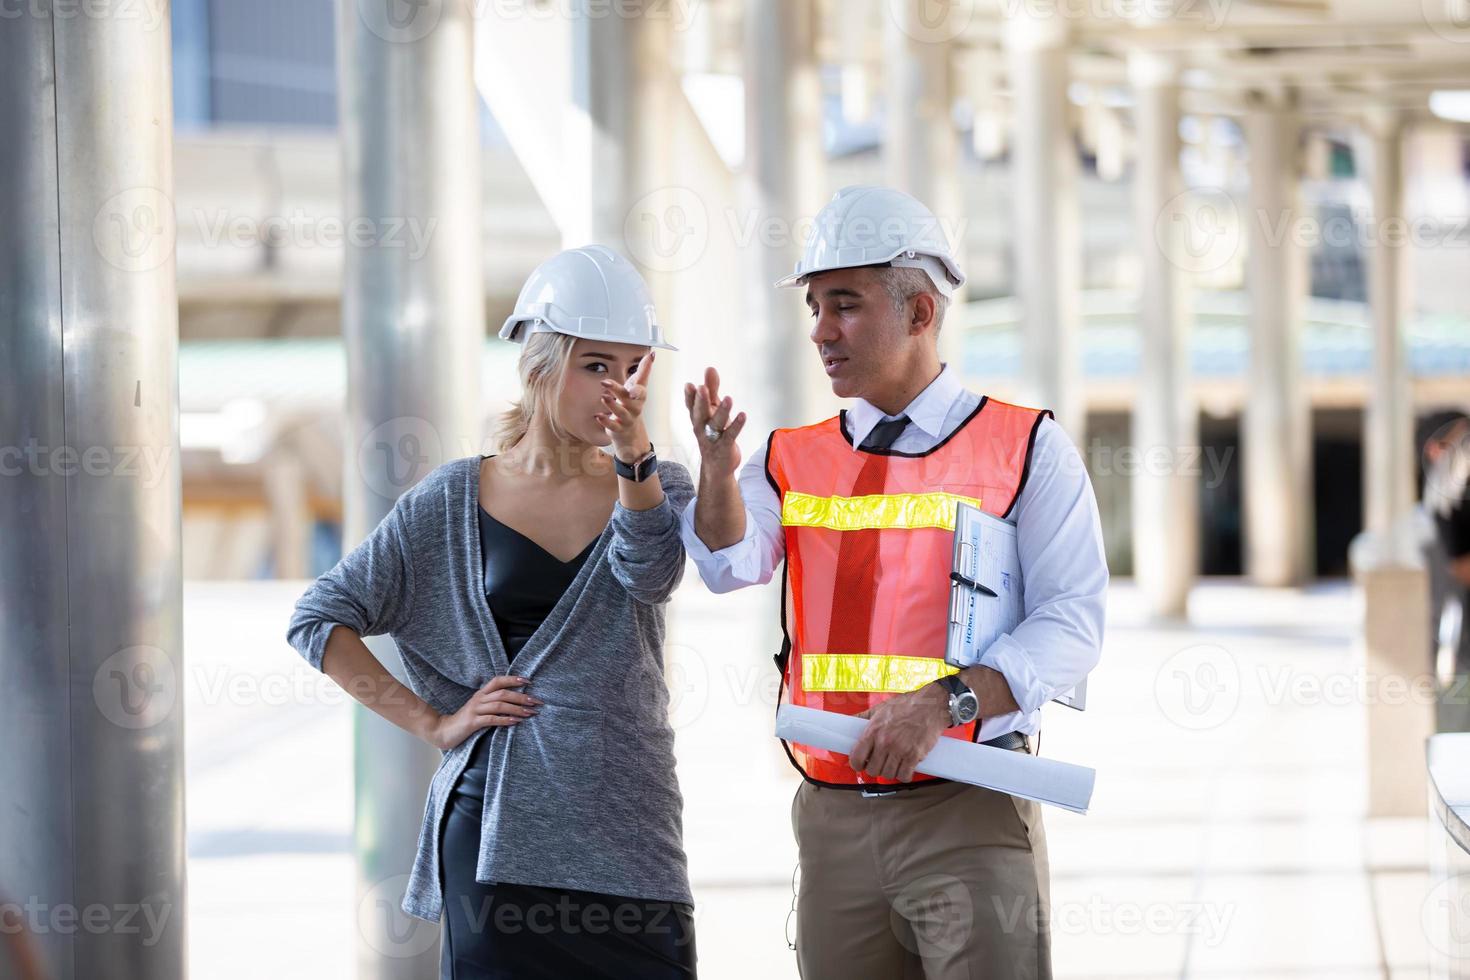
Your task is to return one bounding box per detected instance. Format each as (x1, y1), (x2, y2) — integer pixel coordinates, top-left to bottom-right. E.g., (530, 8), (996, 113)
(766, 396), (1052, 790)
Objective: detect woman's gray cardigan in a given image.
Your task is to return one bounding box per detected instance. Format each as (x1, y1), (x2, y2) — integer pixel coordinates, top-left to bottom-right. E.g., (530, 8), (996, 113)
(285, 454), (696, 921)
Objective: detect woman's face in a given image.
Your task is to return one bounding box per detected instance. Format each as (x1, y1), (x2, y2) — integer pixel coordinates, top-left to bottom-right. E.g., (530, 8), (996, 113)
(556, 337), (652, 447)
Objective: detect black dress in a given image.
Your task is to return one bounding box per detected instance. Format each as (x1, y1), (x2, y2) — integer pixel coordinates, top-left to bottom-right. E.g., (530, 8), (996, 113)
(436, 500), (698, 980)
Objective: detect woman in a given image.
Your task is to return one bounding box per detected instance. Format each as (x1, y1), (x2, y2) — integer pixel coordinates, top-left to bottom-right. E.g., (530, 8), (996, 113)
(286, 245), (697, 978)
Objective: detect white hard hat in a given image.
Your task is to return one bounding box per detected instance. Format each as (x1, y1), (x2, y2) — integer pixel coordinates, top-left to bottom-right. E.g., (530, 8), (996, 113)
(774, 185), (965, 298)
(499, 245), (677, 351)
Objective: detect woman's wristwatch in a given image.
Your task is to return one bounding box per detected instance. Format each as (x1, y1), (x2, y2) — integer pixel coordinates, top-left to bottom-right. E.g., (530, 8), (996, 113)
(614, 445), (658, 482)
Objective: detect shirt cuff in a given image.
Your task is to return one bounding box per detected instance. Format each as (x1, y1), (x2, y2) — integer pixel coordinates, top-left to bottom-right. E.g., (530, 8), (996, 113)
(977, 633), (1045, 715)
(680, 495), (760, 565)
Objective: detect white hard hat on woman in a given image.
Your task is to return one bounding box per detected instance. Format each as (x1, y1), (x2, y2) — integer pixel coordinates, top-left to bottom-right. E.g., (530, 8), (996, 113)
(499, 244), (677, 351)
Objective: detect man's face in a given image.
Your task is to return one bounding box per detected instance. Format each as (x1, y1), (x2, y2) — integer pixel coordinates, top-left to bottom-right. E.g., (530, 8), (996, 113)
(804, 266), (911, 401)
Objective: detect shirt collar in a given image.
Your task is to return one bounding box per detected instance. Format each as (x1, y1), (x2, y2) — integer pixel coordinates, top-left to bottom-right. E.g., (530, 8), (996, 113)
(845, 363), (963, 450)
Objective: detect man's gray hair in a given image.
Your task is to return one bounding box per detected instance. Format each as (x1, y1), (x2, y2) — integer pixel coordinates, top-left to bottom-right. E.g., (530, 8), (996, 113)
(875, 265), (949, 336)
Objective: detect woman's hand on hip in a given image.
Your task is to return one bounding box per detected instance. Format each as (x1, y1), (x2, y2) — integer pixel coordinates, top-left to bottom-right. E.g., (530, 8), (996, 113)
(430, 675), (543, 750)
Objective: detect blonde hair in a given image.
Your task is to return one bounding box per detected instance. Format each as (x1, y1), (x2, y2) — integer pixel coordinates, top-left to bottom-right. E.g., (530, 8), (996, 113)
(492, 330), (578, 453)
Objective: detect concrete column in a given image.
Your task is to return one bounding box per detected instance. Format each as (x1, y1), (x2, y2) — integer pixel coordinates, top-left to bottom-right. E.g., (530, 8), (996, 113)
(1242, 97), (1314, 586)
(884, 0), (965, 364)
(1130, 52), (1198, 619)
(1005, 15), (1083, 438)
(337, 1), (484, 975)
(569, 1), (631, 248)
(265, 453), (312, 579)
(744, 0), (823, 433)
(1359, 110), (1416, 540)
(0, 6), (185, 980)
(1358, 562), (1432, 816)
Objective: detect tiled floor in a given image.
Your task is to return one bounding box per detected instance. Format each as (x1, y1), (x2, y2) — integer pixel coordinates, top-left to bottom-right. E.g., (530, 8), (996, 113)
(184, 576), (1435, 978)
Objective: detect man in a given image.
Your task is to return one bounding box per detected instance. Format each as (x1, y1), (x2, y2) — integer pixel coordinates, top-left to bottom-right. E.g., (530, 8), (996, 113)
(679, 185), (1108, 979)
(1424, 414), (1470, 675)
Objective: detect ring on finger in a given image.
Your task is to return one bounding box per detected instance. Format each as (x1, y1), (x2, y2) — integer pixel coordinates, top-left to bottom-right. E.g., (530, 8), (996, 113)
(704, 423), (724, 442)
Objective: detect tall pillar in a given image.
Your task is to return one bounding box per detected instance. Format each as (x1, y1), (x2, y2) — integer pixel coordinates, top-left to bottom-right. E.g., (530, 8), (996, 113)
(1130, 52), (1198, 618)
(1242, 95), (1314, 585)
(338, 1), (484, 975)
(1005, 15), (1083, 438)
(569, 1), (630, 248)
(1359, 109), (1415, 539)
(744, 0), (823, 433)
(0, 6), (186, 980)
(885, 0), (965, 364)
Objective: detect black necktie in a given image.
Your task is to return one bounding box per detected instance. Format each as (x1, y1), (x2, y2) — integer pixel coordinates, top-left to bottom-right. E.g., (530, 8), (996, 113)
(859, 415), (911, 452)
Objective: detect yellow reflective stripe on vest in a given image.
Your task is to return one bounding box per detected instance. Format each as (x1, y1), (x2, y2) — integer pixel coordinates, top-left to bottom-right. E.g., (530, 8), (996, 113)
(802, 654), (960, 693)
(780, 491), (984, 532)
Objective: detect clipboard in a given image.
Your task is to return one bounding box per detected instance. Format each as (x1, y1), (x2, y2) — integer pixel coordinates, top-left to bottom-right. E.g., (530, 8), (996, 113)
(946, 501), (1088, 711)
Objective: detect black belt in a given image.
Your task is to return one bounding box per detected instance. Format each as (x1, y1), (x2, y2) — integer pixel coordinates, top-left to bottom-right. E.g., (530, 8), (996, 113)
(981, 729), (1029, 751)
(857, 729), (1032, 797)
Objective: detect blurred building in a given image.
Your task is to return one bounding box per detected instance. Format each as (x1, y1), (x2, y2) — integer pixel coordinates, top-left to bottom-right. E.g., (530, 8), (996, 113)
(168, 0), (1470, 592)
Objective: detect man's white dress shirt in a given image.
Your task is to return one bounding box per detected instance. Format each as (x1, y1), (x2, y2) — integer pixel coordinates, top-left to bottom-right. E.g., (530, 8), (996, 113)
(678, 364), (1109, 741)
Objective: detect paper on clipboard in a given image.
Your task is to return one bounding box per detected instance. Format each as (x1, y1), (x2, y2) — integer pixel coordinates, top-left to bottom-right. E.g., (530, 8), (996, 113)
(946, 501), (1088, 711)
(776, 704), (1095, 814)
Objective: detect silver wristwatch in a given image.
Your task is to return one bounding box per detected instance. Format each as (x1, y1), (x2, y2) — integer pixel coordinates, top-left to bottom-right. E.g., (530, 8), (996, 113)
(937, 673), (979, 726)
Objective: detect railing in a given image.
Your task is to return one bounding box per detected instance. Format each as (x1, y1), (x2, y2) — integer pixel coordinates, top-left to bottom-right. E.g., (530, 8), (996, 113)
(1427, 733), (1470, 977)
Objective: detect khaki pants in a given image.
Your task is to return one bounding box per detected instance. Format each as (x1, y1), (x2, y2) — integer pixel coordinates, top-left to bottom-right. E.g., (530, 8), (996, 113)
(790, 758), (1051, 980)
